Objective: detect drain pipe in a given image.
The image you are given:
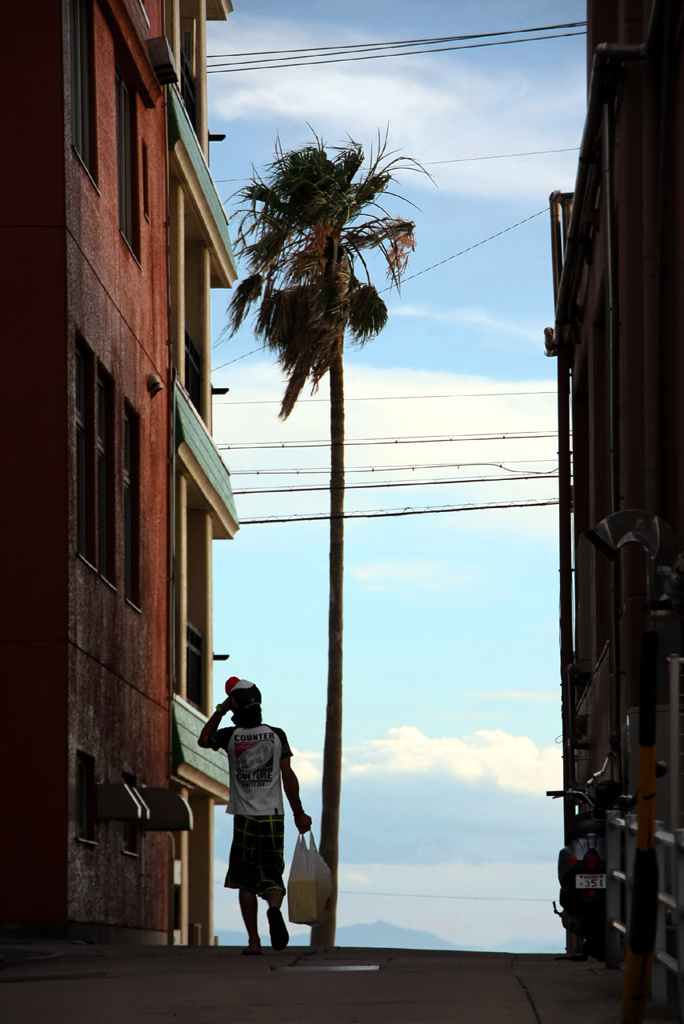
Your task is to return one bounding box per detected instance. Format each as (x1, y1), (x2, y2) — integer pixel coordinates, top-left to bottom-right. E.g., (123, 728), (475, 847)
(549, 192), (576, 835)
(601, 93), (624, 780)
(645, 0), (672, 515)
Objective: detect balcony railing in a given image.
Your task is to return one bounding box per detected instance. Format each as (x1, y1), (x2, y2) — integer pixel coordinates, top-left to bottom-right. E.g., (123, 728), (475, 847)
(180, 50), (196, 131)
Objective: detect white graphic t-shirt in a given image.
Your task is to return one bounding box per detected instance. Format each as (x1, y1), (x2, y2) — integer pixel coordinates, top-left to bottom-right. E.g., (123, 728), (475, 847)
(209, 724), (292, 816)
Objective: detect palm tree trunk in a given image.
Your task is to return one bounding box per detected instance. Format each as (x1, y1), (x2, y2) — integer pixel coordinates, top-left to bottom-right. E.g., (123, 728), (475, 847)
(311, 345), (345, 947)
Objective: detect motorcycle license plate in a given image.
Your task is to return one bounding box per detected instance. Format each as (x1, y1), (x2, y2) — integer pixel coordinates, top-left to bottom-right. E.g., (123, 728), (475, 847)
(576, 873), (606, 889)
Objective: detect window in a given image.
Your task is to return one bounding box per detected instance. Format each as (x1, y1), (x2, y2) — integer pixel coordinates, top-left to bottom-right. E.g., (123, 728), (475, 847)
(123, 405), (140, 605)
(141, 142), (149, 221)
(76, 751), (96, 841)
(184, 329), (202, 414)
(97, 371), (115, 581)
(115, 68), (137, 249)
(75, 342), (95, 560)
(69, 0), (95, 174)
(180, 30), (197, 129)
(186, 623), (203, 707)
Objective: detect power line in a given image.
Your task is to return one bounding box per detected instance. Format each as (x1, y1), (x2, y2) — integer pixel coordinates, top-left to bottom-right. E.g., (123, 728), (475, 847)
(425, 146), (579, 166)
(388, 209), (548, 290)
(207, 25), (586, 73)
(212, 346), (261, 366)
(212, 212), (556, 368)
(212, 147), (579, 184)
(240, 497), (559, 525)
(230, 459), (558, 476)
(215, 389), (556, 406)
(233, 472), (558, 497)
(207, 24), (586, 61)
(339, 890), (552, 903)
(209, 34), (586, 74)
(218, 429), (558, 452)
(212, 878), (553, 901)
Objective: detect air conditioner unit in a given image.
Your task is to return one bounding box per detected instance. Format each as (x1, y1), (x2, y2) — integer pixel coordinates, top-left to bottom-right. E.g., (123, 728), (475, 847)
(148, 37), (178, 85)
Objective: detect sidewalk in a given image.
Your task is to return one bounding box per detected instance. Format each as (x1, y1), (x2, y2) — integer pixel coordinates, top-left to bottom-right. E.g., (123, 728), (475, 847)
(0, 941), (678, 1024)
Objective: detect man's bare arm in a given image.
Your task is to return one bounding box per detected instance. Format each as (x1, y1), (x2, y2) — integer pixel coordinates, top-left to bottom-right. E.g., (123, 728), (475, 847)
(198, 699), (231, 748)
(281, 758), (312, 833)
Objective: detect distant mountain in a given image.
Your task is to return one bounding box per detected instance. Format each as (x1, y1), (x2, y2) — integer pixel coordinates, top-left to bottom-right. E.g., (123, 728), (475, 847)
(214, 920), (565, 954)
(334, 921), (462, 950)
(499, 936), (565, 955)
(215, 920), (462, 950)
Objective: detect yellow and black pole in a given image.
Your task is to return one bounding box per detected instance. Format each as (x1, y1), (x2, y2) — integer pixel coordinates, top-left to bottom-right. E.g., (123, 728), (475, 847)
(585, 512), (680, 1023)
(621, 629), (659, 1024)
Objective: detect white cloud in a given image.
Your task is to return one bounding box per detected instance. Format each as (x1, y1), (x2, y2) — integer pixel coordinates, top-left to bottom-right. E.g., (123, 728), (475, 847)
(350, 559), (476, 592)
(288, 748), (323, 786)
(344, 725), (562, 795)
(207, 17), (584, 201)
(388, 303), (543, 348)
(471, 690), (559, 703)
(292, 726), (561, 795)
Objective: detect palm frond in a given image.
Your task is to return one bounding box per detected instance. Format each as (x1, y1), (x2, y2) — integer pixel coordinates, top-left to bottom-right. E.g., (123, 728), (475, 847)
(347, 285), (388, 345)
(225, 128), (424, 414)
(227, 274), (264, 335)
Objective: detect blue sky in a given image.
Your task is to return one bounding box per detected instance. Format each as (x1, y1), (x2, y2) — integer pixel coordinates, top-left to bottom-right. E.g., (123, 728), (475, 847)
(205, 0), (586, 951)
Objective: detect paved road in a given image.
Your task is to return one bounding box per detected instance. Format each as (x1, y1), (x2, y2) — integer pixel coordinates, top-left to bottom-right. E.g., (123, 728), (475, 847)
(0, 943), (678, 1023)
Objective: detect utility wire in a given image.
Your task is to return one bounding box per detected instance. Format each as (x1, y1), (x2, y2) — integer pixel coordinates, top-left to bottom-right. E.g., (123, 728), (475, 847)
(230, 459), (558, 476)
(339, 890), (552, 903)
(240, 497), (559, 524)
(212, 147), (579, 184)
(207, 23), (586, 61)
(425, 146), (578, 166)
(233, 472), (558, 497)
(215, 389), (556, 406)
(212, 878), (553, 901)
(207, 25), (586, 73)
(387, 210), (547, 290)
(218, 430), (558, 452)
(212, 211), (556, 366)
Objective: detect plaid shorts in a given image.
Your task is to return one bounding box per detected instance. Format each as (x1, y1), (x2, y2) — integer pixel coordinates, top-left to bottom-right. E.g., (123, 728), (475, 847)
(225, 815), (285, 897)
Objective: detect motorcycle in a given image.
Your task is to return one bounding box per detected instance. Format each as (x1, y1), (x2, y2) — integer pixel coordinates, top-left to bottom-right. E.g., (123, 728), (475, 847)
(547, 764), (630, 961)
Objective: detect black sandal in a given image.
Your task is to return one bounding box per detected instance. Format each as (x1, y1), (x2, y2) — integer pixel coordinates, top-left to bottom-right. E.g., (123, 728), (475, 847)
(266, 907), (289, 951)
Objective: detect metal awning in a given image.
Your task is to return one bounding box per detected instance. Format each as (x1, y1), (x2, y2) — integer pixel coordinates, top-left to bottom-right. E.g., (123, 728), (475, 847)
(95, 783), (193, 831)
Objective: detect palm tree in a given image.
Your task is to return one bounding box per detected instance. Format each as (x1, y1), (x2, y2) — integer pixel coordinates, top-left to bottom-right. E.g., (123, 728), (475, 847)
(228, 132), (421, 945)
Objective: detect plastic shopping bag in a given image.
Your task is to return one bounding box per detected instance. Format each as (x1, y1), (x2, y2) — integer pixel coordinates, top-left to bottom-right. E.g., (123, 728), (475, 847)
(287, 832), (333, 925)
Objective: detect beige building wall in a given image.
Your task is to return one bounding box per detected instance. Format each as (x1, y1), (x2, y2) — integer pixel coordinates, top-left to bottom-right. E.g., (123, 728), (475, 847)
(165, 0), (236, 946)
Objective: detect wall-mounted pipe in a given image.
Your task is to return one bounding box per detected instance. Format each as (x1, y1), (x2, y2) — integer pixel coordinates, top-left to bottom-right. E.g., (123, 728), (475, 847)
(645, 0), (673, 515)
(548, 193), (575, 827)
(601, 94), (623, 777)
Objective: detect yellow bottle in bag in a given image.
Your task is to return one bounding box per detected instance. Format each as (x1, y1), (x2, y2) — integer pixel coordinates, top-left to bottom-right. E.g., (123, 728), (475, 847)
(287, 832), (332, 925)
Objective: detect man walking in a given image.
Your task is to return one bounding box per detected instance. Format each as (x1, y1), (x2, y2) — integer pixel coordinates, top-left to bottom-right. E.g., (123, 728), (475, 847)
(198, 677), (312, 954)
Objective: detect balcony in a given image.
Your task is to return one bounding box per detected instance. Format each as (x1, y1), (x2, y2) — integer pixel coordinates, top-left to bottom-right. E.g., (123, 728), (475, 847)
(171, 694), (230, 802)
(174, 379), (239, 539)
(166, 85), (237, 288)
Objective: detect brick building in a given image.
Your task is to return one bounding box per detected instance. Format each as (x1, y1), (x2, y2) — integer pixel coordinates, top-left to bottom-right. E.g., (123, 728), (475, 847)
(549, 0), (684, 834)
(0, 0), (237, 943)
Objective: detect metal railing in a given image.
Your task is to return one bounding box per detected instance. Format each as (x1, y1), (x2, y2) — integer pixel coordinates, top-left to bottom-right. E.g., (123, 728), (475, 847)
(606, 810), (684, 1019)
